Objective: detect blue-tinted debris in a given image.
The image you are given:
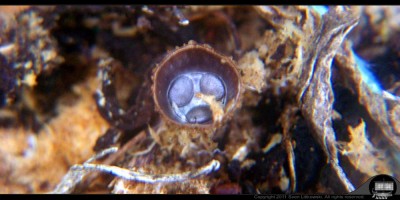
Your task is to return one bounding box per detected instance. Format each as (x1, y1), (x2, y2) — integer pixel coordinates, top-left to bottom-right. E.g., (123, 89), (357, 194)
(353, 51), (383, 94)
(310, 6), (329, 16)
(353, 50), (400, 101)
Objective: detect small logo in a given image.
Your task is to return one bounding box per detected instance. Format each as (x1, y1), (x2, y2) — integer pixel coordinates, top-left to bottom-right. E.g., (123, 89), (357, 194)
(369, 174), (397, 199)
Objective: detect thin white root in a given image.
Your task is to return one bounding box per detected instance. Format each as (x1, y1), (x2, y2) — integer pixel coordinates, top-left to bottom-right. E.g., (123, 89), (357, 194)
(85, 147), (119, 164)
(73, 159), (220, 184)
(129, 141), (156, 157)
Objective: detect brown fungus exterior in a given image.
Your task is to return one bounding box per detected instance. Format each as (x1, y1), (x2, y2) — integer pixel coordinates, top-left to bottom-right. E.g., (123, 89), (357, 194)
(152, 41), (242, 130)
(150, 41), (243, 156)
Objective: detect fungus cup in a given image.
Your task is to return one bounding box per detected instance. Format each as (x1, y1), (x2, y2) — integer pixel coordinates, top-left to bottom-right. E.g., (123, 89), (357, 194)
(152, 41), (242, 130)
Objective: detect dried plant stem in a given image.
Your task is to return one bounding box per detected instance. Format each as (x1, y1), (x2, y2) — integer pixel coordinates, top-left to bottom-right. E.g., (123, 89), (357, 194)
(52, 146), (119, 194)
